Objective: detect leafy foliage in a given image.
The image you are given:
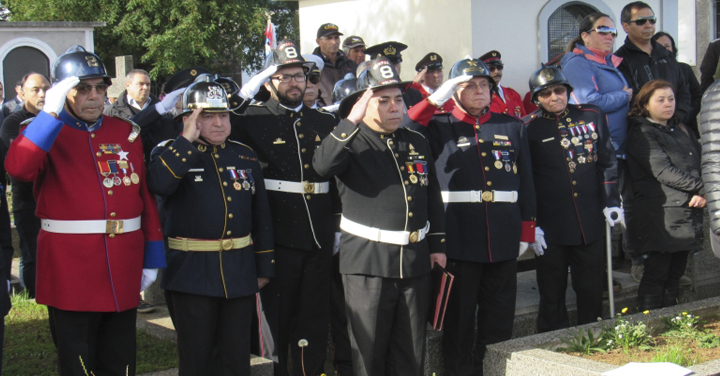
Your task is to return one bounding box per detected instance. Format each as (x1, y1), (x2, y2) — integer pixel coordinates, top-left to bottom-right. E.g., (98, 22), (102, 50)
(5, 0), (298, 80)
(557, 328), (608, 355)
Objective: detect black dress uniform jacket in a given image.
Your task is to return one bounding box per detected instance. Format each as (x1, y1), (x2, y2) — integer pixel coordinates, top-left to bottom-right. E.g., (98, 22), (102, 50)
(313, 119), (446, 278)
(405, 101), (537, 263)
(626, 116), (704, 253)
(147, 136), (275, 298)
(522, 104), (620, 246)
(230, 98), (339, 251)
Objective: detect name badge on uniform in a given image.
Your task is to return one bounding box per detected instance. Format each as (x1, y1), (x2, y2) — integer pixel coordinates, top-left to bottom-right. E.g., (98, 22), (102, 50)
(542, 137), (555, 143)
(457, 136), (470, 148)
(494, 135), (509, 141)
(188, 168), (205, 172)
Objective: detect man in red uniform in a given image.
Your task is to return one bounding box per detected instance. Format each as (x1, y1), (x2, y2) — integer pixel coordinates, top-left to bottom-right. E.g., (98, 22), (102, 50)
(5, 46), (165, 376)
(480, 50), (526, 118)
(403, 52), (455, 114)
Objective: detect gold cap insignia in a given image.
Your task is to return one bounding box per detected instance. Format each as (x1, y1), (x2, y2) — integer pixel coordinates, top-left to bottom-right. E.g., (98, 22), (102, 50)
(430, 54), (437, 61)
(467, 60), (478, 66)
(190, 69), (197, 76)
(540, 69), (554, 81)
(384, 45), (397, 56)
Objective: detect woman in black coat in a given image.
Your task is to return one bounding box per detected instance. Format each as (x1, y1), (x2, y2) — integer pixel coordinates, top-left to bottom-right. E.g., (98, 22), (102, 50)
(626, 79), (705, 311)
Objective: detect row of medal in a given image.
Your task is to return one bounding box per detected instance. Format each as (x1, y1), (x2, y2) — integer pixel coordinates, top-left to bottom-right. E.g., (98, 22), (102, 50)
(566, 140), (598, 169)
(491, 149), (518, 174)
(406, 160), (429, 186)
(559, 121), (598, 149)
(229, 168), (256, 194)
(98, 160), (140, 188)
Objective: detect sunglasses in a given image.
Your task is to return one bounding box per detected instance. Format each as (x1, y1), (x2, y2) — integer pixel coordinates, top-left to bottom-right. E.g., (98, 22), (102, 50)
(628, 16), (657, 26)
(270, 73), (307, 83)
(308, 73), (321, 84)
(74, 83), (108, 95)
(488, 65), (504, 72)
(537, 86), (567, 98)
(588, 26), (618, 37)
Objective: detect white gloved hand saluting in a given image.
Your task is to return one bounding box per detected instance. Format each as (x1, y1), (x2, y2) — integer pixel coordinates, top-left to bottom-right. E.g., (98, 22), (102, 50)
(155, 87), (185, 115)
(140, 268), (158, 292)
(603, 207), (625, 227)
(43, 76), (80, 116)
(239, 65), (278, 100)
(529, 226), (547, 256)
(427, 74), (473, 107)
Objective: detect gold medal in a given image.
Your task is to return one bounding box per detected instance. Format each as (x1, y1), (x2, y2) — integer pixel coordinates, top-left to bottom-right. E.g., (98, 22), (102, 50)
(103, 178), (114, 188)
(578, 155), (586, 164)
(409, 174), (418, 184)
(123, 176), (132, 186)
(131, 172), (140, 184)
(561, 139), (571, 149)
(591, 133), (598, 140)
(571, 137), (580, 145)
(513, 163), (517, 174)
(242, 180), (251, 190)
(568, 161), (577, 169)
(494, 161), (503, 169)
(233, 181), (242, 191)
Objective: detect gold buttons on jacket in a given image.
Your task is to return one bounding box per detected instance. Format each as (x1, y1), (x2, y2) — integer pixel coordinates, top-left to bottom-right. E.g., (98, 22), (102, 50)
(408, 212), (413, 217)
(572, 181), (577, 185)
(341, 133), (347, 138)
(304, 164), (310, 169)
(306, 195), (311, 200)
(297, 122), (302, 127)
(388, 140), (394, 146)
(407, 196), (412, 201)
(298, 134), (304, 139)
(91, 133), (95, 138)
(475, 125), (480, 129)
(301, 148), (307, 153)
(481, 152), (487, 157)
(227, 231), (232, 236)
(182, 158), (186, 162)
(573, 193), (578, 197)
(214, 154), (220, 158)
(404, 180), (409, 185)
(228, 213), (234, 219)
(188, 151), (192, 155)
(109, 234), (115, 238)
(110, 212), (116, 217)
(485, 167), (490, 171)
(227, 197), (232, 202)
(486, 181), (492, 186)
(219, 167), (224, 172)
(223, 182), (228, 186)
(478, 139), (484, 143)
(96, 152), (102, 157)
(108, 190), (113, 195)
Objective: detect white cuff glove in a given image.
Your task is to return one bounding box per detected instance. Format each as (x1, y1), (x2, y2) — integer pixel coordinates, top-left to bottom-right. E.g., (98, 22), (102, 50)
(140, 268), (158, 292)
(530, 227), (547, 256)
(322, 103), (340, 113)
(155, 87), (185, 115)
(603, 207), (625, 227)
(43, 76), (80, 115)
(240, 65), (278, 100)
(427, 74), (473, 106)
(518, 242), (529, 257)
(333, 232), (341, 255)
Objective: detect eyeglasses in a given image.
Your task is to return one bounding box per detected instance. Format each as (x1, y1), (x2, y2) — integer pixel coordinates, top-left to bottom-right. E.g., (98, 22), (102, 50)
(308, 73), (321, 85)
(588, 26), (618, 37)
(628, 16), (657, 26)
(270, 73), (307, 83)
(488, 65), (504, 72)
(458, 82), (491, 91)
(537, 86), (567, 98)
(74, 83), (108, 95)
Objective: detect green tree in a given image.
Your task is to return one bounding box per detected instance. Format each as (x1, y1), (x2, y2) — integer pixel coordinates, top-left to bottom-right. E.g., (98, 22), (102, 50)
(5, 0), (298, 81)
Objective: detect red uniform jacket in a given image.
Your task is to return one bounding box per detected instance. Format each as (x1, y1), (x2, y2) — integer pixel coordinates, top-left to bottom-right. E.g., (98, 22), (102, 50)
(5, 111), (165, 312)
(490, 85), (526, 119)
(406, 82), (455, 114)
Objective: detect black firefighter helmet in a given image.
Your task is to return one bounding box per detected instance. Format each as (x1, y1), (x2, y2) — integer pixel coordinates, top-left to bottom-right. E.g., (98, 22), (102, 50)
(213, 75), (242, 110)
(177, 74), (230, 119)
(338, 57), (410, 119)
(448, 57), (495, 92)
(52, 45), (112, 86)
(528, 64), (573, 103)
(264, 39), (314, 73)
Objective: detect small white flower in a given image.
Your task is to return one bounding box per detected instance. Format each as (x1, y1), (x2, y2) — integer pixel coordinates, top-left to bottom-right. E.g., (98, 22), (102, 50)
(298, 339), (309, 348)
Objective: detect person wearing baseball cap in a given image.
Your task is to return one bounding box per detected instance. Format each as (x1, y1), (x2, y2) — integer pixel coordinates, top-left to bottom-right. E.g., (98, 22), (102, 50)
(314, 23), (357, 106)
(479, 50), (526, 118)
(231, 40), (339, 376)
(342, 35), (366, 65)
(313, 57), (446, 376)
(403, 52), (454, 113)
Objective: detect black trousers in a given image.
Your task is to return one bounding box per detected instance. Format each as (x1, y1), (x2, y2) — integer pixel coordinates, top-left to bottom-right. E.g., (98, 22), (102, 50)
(344, 273), (430, 376)
(442, 259), (517, 376)
(166, 290), (254, 376)
(257, 244), (331, 376)
(638, 251), (689, 297)
(535, 240), (604, 333)
(47, 306), (137, 376)
(15, 209), (40, 298)
(330, 254), (353, 376)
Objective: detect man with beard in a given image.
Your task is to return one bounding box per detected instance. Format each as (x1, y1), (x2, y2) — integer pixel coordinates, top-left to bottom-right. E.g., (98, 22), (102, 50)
(403, 52), (454, 113)
(0, 73), (50, 299)
(405, 57), (536, 375)
(480, 50), (526, 118)
(522, 65), (621, 333)
(5, 45), (165, 375)
(231, 40), (338, 376)
(104, 69), (159, 119)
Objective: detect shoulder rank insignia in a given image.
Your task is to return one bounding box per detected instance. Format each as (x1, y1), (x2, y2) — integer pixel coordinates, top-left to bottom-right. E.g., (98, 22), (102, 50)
(128, 124), (141, 143)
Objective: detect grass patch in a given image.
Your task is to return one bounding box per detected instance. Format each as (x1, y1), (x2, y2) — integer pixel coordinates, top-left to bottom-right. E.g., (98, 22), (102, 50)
(3, 292), (177, 375)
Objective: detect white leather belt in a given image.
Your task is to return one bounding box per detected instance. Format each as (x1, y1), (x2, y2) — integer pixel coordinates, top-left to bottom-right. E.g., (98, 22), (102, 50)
(441, 190), (518, 203)
(41, 216), (142, 235)
(340, 216), (430, 245)
(264, 179), (330, 194)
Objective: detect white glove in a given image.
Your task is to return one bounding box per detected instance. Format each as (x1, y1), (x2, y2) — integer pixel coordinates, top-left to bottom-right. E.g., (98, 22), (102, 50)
(529, 227), (547, 256)
(322, 103), (340, 113)
(155, 87), (185, 115)
(333, 232), (341, 255)
(603, 207), (625, 227)
(43, 76), (80, 115)
(140, 268), (158, 292)
(240, 65), (278, 100)
(518, 242), (529, 257)
(427, 74), (473, 106)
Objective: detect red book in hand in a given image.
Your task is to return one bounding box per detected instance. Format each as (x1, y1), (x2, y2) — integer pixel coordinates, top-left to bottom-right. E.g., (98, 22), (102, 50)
(428, 263), (454, 331)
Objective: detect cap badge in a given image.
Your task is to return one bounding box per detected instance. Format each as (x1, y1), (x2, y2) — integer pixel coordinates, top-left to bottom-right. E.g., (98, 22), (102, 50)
(384, 45), (397, 56)
(540, 69), (555, 81)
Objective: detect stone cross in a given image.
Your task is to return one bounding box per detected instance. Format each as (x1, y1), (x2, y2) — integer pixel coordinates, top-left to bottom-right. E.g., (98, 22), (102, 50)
(107, 55), (133, 99)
